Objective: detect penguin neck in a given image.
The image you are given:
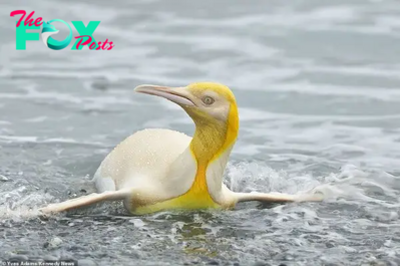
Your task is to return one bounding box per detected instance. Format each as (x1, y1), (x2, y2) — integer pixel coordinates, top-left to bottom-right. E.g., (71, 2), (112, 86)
(190, 120), (229, 164)
(188, 105), (239, 195)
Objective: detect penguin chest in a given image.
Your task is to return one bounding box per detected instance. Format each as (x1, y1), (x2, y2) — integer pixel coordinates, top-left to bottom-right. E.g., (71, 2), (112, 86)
(132, 169), (220, 215)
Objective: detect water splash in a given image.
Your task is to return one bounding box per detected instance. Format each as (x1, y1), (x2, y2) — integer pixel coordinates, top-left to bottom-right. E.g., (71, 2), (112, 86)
(0, 181), (54, 221)
(225, 161), (400, 208)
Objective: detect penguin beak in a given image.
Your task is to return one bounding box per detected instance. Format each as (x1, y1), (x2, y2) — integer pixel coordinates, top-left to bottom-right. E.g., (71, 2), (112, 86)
(134, 84), (195, 107)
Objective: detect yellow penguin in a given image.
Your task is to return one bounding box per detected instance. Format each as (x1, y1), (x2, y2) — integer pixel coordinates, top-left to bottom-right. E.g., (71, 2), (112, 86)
(40, 82), (322, 215)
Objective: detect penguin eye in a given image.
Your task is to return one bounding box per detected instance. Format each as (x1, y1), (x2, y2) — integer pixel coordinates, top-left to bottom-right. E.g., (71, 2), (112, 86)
(202, 96), (215, 105)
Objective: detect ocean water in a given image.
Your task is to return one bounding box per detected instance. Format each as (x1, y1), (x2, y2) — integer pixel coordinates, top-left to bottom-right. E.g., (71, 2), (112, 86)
(1, 0), (400, 265)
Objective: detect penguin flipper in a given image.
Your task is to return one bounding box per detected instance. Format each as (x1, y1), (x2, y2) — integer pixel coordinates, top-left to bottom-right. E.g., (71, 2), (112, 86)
(39, 189), (130, 215)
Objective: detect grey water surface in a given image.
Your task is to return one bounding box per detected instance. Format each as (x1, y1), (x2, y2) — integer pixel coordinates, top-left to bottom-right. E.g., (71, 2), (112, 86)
(1, 0), (400, 265)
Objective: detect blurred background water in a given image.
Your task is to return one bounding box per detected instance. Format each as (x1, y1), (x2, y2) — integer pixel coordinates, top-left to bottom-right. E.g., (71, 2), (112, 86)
(1, 0), (400, 265)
